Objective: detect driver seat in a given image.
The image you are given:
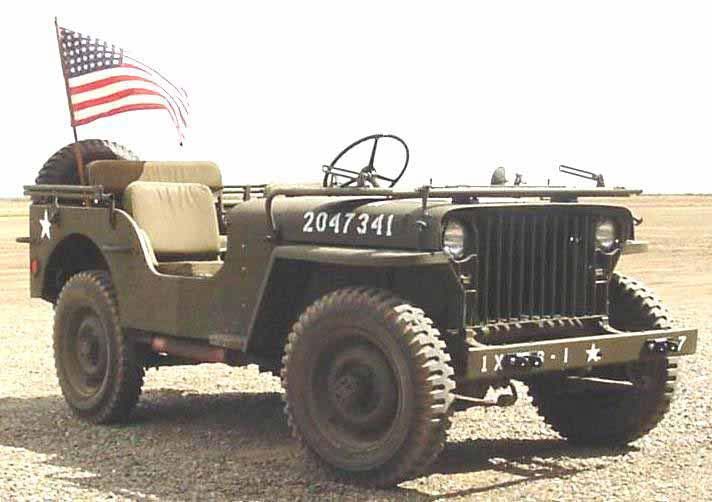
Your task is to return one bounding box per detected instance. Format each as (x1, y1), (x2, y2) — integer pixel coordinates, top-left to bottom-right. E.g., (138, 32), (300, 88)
(124, 181), (223, 277)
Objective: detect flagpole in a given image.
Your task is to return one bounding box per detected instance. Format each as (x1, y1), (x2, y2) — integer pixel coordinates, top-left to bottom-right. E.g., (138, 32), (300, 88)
(54, 17), (85, 185)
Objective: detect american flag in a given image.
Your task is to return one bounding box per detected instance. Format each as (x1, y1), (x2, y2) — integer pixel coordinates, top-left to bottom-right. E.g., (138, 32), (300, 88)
(57, 25), (189, 142)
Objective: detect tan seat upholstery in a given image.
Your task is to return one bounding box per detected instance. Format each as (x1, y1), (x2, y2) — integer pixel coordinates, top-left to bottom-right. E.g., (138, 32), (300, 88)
(88, 160), (223, 193)
(124, 182), (223, 277)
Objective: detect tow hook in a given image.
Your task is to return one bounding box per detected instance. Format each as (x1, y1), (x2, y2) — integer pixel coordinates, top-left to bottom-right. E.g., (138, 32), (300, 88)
(495, 383), (518, 406)
(645, 339), (679, 354)
(454, 382), (518, 409)
(501, 353), (544, 370)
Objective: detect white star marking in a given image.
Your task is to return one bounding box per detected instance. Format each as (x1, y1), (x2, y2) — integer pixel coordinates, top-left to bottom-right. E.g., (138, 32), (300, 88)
(585, 342), (602, 363)
(39, 210), (52, 240)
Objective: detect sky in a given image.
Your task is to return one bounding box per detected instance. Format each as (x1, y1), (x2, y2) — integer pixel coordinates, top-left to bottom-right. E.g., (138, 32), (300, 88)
(2, 1), (712, 197)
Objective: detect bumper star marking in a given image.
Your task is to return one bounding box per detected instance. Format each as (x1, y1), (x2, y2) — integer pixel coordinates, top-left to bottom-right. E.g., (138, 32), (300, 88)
(585, 342), (602, 363)
(39, 210), (52, 240)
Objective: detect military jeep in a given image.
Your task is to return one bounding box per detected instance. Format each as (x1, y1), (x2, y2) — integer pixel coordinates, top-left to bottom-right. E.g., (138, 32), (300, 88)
(21, 135), (697, 486)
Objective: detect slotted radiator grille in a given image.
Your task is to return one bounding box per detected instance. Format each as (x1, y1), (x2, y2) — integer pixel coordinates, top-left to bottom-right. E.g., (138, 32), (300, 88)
(475, 210), (596, 324)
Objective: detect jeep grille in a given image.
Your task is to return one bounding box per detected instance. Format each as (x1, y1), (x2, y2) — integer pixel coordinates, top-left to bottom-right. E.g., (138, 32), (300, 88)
(473, 209), (596, 324)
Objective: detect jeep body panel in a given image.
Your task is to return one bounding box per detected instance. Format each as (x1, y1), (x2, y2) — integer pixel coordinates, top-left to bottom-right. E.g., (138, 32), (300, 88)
(28, 197), (455, 346)
(24, 182), (697, 383)
(29, 204), (226, 338)
(30, 196), (636, 338)
(271, 196), (636, 252)
(229, 198), (460, 349)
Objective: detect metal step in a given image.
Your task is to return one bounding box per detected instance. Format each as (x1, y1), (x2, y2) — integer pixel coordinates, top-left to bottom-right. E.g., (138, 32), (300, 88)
(208, 334), (247, 351)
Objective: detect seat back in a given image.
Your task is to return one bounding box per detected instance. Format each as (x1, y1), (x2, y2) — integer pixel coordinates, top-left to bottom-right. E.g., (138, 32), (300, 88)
(124, 181), (220, 260)
(88, 160), (223, 194)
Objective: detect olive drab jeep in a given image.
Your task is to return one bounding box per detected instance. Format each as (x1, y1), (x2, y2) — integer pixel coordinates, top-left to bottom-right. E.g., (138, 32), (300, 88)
(20, 135), (698, 486)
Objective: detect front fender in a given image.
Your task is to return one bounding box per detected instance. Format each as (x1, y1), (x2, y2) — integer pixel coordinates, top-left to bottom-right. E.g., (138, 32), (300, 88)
(245, 245), (463, 356)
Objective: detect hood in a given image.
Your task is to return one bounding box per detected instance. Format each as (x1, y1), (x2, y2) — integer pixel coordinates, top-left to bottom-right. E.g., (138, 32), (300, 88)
(271, 195), (635, 251)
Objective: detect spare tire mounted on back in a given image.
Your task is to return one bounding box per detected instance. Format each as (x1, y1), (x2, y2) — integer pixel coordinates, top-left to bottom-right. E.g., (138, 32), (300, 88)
(36, 139), (138, 185)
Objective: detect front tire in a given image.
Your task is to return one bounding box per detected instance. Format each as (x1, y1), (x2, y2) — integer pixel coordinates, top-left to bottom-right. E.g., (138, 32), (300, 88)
(528, 274), (677, 446)
(281, 288), (455, 486)
(54, 271), (144, 424)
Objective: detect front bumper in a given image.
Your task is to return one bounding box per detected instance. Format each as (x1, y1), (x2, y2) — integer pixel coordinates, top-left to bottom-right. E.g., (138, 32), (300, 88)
(467, 327), (697, 380)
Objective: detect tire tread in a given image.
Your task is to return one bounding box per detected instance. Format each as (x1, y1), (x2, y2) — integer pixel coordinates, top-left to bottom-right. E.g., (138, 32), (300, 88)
(54, 270), (144, 424)
(529, 273), (676, 445)
(281, 287), (454, 486)
(36, 140), (138, 185)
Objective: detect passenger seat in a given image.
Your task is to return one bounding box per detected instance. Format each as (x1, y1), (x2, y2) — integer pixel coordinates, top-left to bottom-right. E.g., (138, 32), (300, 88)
(124, 181), (223, 277)
(88, 160), (228, 252)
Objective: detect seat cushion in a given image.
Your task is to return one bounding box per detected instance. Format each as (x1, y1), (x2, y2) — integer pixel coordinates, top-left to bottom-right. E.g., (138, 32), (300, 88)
(124, 181), (220, 257)
(88, 160), (222, 193)
(156, 261), (222, 277)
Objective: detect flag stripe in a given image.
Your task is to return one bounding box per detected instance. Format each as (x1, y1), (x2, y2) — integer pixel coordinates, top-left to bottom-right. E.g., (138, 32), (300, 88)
(73, 103), (167, 126)
(120, 60), (189, 115)
(72, 88), (162, 111)
(74, 94), (170, 121)
(121, 62), (149, 74)
(68, 65), (148, 88)
(69, 73), (188, 126)
(71, 80), (169, 105)
(70, 74), (153, 95)
(72, 87), (182, 130)
(123, 55), (188, 101)
(68, 65), (188, 115)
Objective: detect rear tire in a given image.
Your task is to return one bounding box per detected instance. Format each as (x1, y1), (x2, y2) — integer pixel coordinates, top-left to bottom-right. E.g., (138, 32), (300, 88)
(281, 287), (455, 486)
(54, 271), (144, 424)
(528, 274), (677, 446)
(36, 139), (138, 185)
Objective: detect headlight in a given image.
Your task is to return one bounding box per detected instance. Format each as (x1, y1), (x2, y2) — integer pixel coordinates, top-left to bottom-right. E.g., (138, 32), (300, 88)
(595, 220), (617, 251)
(443, 220), (467, 259)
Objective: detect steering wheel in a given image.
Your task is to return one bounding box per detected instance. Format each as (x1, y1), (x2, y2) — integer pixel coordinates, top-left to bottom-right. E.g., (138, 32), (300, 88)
(322, 134), (410, 188)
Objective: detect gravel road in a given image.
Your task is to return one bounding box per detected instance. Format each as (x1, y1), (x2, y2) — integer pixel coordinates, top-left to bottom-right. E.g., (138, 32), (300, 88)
(1, 196), (710, 501)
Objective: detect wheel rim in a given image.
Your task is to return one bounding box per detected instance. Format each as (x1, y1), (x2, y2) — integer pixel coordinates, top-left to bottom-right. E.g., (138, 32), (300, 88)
(310, 335), (402, 464)
(63, 309), (111, 402)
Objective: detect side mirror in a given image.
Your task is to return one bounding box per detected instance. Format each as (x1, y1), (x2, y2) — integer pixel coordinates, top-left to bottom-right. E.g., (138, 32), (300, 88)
(491, 166), (508, 186)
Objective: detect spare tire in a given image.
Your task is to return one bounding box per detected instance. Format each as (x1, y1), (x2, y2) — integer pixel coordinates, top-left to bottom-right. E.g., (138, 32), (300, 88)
(36, 139), (139, 185)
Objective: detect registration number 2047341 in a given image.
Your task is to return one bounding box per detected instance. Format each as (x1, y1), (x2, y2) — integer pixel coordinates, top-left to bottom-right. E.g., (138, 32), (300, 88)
(302, 211), (396, 237)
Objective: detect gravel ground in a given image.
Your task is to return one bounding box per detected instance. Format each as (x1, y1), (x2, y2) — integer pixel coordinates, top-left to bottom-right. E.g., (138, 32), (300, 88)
(1, 196), (710, 501)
